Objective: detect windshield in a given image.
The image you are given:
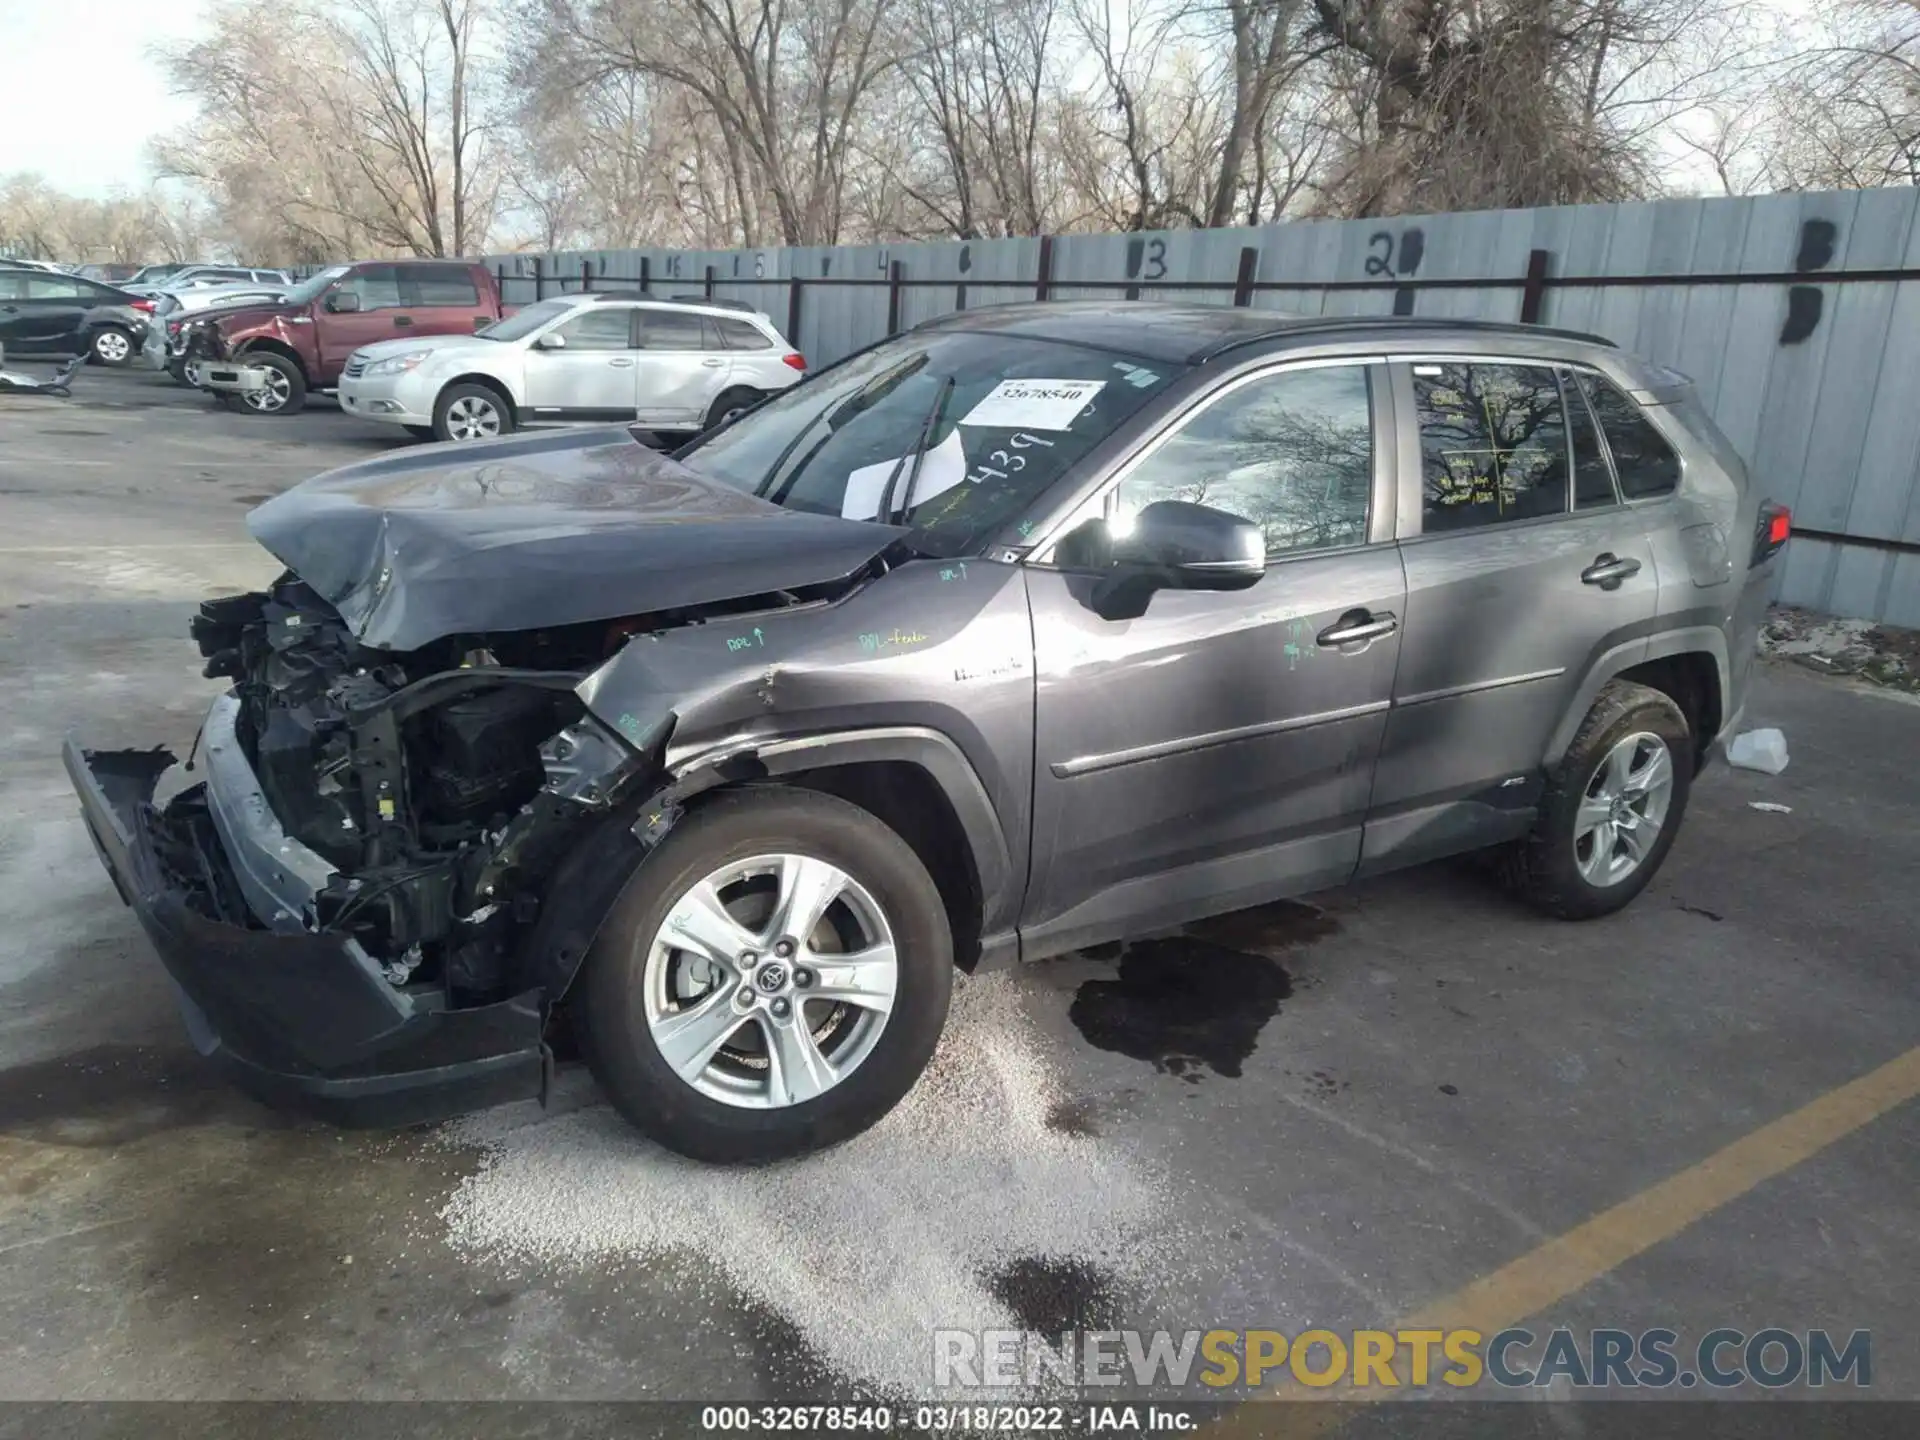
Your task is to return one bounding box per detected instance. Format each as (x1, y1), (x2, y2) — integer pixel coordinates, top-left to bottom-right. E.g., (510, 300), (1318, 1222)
(282, 265), (351, 307)
(478, 298), (570, 342)
(677, 330), (1184, 556)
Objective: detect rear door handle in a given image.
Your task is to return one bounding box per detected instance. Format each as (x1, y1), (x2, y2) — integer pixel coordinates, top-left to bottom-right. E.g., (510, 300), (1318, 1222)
(1581, 553), (1642, 589)
(701, 357), (726, 367)
(1317, 609), (1398, 647)
(608, 357), (635, 367)
(392, 315), (414, 328)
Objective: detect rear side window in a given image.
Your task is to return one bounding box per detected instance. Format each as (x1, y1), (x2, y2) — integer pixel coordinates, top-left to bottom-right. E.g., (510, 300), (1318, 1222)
(408, 265), (481, 306)
(26, 274), (86, 299)
(1565, 370), (1619, 509)
(1577, 374), (1681, 499)
(717, 316), (773, 350)
(636, 311), (709, 350)
(1413, 362), (1570, 533)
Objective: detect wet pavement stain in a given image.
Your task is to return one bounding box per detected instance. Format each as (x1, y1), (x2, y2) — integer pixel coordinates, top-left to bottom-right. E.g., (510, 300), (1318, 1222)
(986, 1256), (1123, 1333)
(0, 1042), (245, 1146)
(1068, 936), (1293, 1080)
(1186, 898), (1341, 952)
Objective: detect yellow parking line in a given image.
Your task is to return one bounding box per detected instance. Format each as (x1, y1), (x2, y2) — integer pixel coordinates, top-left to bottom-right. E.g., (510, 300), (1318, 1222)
(1214, 1044), (1920, 1434)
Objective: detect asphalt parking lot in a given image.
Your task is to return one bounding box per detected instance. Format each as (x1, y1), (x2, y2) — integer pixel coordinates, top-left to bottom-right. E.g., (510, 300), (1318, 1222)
(2, 368), (1917, 1419)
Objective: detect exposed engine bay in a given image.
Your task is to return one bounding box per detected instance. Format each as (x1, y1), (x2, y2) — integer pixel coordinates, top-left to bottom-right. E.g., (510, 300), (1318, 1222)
(173, 575), (663, 1002)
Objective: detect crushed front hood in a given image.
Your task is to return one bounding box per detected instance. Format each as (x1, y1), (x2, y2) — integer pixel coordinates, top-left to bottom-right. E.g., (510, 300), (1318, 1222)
(247, 428), (903, 651)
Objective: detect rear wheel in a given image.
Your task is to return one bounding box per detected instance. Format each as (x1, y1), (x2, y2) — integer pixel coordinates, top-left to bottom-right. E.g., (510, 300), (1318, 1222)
(90, 326), (135, 367)
(580, 788), (953, 1163)
(1501, 680), (1692, 919)
(705, 385), (764, 432)
(433, 382), (514, 442)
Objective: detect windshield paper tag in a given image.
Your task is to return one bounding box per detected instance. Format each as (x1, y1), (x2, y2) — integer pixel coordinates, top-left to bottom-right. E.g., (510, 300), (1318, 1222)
(959, 379), (1104, 431)
(841, 428), (969, 521)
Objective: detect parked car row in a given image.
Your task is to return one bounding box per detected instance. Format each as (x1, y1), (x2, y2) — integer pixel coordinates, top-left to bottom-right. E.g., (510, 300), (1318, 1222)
(165, 257), (809, 443)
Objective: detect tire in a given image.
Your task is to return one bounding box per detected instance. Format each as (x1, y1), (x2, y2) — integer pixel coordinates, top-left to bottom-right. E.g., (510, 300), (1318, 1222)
(1500, 680), (1693, 920)
(403, 424), (438, 441)
(704, 385), (764, 433)
(580, 788), (954, 1163)
(232, 351), (306, 415)
(433, 382), (515, 443)
(91, 326), (135, 367)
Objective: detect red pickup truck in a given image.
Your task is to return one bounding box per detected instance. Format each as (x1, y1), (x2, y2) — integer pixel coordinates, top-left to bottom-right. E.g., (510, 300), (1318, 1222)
(189, 259), (508, 415)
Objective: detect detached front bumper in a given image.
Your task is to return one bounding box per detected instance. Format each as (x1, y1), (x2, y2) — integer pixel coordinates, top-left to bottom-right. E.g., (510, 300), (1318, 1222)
(200, 362), (276, 396)
(62, 735), (548, 1127)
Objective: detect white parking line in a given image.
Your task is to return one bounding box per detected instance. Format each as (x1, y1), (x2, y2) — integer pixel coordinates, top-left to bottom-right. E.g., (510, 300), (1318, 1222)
(0, 542), (264, 554)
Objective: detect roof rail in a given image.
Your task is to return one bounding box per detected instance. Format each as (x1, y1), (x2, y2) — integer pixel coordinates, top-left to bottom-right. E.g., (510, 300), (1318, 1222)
(668, 293), (757, 313)
(1205, 313), (1617, 358)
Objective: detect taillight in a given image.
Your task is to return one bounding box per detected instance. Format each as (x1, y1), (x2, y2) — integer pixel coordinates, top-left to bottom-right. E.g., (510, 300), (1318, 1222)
(1754, 502), (1791, 564)
(782, 352), (806, 371)
(128, 298), (155, 313)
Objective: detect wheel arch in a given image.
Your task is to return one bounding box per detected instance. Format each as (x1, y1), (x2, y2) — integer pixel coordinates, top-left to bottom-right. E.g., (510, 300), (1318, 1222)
(232, 336), (308, 382)
(439, 373), (519, 424)
(1544, 627), (1729, 773)
(529, 726), (1020, 1009)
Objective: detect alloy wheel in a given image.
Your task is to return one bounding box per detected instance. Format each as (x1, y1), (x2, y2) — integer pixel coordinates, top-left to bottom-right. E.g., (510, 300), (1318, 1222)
(1574, 731), (1675, 887)
(94, 330), (130, 363)
(445, 395), (502, 440)
(241, 369), (291, 412)
(642, 852), (899, 1109)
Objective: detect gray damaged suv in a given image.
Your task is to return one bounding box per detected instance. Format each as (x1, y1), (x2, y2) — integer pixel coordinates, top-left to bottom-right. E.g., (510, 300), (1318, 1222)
(67, 303), (1789, 1163)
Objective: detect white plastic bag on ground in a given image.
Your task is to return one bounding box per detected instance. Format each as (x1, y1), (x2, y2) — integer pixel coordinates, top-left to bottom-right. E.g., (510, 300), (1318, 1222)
(1728, 728), (1790, 775)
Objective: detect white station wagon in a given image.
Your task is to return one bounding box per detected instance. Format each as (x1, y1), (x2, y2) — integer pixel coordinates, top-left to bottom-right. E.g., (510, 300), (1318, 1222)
(337, 292), (808, 443)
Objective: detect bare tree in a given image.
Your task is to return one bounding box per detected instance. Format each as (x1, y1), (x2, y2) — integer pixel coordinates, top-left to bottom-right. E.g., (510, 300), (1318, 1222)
(1767, 0), (1920, 189)
(530, 0), (910, 246)
(1303, 0), (1748, 214)
(155, 0), (499, 259)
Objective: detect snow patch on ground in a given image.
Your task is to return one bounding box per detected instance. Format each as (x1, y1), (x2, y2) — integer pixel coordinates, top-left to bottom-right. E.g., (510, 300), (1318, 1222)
(438, 973), (1167, 1397)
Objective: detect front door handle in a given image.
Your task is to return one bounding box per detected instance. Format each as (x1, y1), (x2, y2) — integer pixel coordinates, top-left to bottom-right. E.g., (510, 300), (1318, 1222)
(701, 357), (726, 368)
(392, 315), (414, 328)
(1317, 609), (1398, 647)
(608, 357), (635, 367)
(1581, 553), (1642, 589)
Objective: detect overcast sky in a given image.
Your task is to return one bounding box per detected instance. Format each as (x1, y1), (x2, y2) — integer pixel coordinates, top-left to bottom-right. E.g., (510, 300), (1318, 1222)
(0, 0), (209, 197)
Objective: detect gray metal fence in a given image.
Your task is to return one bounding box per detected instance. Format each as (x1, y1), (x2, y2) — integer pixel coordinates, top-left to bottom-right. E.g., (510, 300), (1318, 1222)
(484, 187), (1920, 627)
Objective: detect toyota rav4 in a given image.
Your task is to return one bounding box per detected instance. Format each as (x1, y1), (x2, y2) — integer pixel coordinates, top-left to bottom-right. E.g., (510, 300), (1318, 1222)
(66, 303), (1789, 1163)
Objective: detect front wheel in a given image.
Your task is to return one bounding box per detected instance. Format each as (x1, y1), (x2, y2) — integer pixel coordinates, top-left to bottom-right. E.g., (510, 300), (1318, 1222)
(232, 351), (306, 415)
(91, 326), (135, 367)
(580, 789), (953, 1163)
(433, 382), (515, 442)
(1501, 680), (1693, 919)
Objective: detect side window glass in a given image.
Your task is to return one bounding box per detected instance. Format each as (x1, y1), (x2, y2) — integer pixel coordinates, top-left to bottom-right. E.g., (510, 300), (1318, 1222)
(1414, 362), (1569, 533)
(411, 265), (481, 306)
(1577, 373), (1681, 499)
(1113, 365), (1373, 558)
(552, 308), (634, 351)
(338, 265), (403, 310)
(0, 274), (27, 300)
(26, 275), (84, 299)
(636, 311), (707, 350)
(1565, 370), (1618, 509)
(717, 315), (773, 350)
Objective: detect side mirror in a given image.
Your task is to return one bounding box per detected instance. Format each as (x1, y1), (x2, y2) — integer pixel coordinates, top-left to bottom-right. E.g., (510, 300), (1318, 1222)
(1089, 500), (1265, 620)
(324, 290), (361, 313)
(534, 331), (566, 350)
